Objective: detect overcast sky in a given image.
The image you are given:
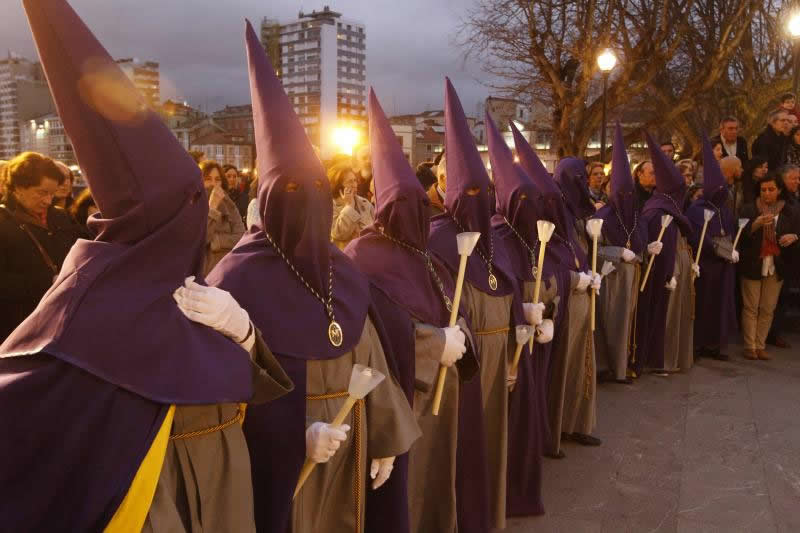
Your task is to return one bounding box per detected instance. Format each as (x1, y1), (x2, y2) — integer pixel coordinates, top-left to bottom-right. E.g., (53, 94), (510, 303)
(2, 0), (492, 117)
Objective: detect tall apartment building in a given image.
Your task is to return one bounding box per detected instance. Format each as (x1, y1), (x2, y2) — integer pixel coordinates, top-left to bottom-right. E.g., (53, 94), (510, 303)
(116, 58), (160, 108)
(0, 54), (55, 160)
(261, 6), (366, 157)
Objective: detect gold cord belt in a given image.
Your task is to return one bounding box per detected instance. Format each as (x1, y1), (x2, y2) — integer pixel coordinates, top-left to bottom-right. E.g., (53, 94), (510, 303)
(475, 326), (511, 336)
(169, 404), (247, 441)
(307, 391), (365, 533)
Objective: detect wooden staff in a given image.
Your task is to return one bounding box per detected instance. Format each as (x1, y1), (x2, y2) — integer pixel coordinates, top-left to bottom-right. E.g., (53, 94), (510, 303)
(432, 232), (481, 416)
(294, 365), (385, 498)
(529, 220), (556, 352)
(586, 218), (604, 331)
(692, 209), (715, 280)
(508, 325), (534, 391)
(640, 214), (674, 292)
(732, 218), (749, 250)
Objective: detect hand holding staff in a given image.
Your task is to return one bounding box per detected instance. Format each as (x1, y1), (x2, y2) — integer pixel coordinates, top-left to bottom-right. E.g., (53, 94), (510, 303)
(530, 220), (556, 352)
(294, 365), (385, 498)
(586, 218), (604, 331)
(432, 231), (481, 416)
(692, 209), (715, 280)
(640, 214), (674, 292)
(508, 325), (535, 391)
(732, 218), (749, 250)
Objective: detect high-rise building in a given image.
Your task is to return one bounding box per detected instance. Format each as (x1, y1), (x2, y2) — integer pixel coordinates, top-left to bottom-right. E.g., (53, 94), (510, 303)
(261, 6), (366, 157)
(0, 54), (55, 160)
(116, 58), (160, 108)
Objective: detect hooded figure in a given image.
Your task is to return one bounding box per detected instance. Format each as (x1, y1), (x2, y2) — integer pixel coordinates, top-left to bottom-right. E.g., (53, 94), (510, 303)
(512, 123), (601, 456)
(0, 1), (293, 531)
(207, 23), (419, 533)
(635, 132), (694, 374)
(593, 124), (649, 383)
(488, 115), (559, 518)
(554, 157), (596, 255)
(345, 88), (478, 533)
(687, 136), (738, 359)
(428, 77), (531, 532)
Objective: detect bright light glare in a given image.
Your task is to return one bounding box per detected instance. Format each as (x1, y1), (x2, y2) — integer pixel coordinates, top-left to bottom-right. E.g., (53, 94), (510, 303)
(597, 49), (618, 72)
(789, 13), (800, 38)
(332, 126), (360, 155)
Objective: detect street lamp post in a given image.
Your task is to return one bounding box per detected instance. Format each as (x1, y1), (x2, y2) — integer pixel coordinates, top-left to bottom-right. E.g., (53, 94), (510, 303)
(597, 48), (617, 163)
(788, 13), (800, 95)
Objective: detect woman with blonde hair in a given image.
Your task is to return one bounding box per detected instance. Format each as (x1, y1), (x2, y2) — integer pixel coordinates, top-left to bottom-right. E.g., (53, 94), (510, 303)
(329, 160), (375, 249)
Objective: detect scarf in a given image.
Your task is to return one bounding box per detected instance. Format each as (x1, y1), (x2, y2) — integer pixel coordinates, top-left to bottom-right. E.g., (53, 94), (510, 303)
(757, 198), (784, 257)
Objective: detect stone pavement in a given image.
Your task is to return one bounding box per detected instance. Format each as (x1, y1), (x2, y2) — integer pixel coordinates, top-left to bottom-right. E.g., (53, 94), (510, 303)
(508, 335), (800, 532)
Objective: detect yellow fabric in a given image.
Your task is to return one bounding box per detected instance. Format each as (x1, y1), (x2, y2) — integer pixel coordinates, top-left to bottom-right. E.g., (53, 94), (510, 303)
(104, 405), (176, 533)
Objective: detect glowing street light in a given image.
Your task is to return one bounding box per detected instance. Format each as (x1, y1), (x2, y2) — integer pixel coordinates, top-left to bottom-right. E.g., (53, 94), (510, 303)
(788, 13), (800, 95)
(597, 48), (618, 163)
(332, 125), (360, 156)
(597, 49), (618, 72)
(789, 12), (800, 38)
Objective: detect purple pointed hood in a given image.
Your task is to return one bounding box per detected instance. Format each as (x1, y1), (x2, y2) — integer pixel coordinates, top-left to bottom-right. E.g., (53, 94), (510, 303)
(208, 21), (369, 359)
(701, 135), (728, 207)
(443, 77), (493, 255)
(486, 112), (540, 281)
(553, 157), (595, 220)
(1, 0), (253, 404)
(511, 121), (587, 271)
(344, 89), (454, 325)
(594, 122), (647, 253)
(643, 131), (691, 235)
(429, 78), (517, 294)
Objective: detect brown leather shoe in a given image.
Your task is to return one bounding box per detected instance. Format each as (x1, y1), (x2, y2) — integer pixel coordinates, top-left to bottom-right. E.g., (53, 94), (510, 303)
(756, 349), (771, 360)
(743, 349), (758, 360)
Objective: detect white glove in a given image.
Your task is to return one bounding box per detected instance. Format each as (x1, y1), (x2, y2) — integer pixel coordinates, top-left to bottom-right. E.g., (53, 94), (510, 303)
(692, 263), (700, 278)
(622, 248), (636, 263)
(535, 319), (554, 344)
(665, 277), (677, 291)
(173, 276), (250, 343)
(731, 250), (739, 263)
(576, 272), (592, 292)
(523, 302), (545, 327)
(590, 272), (602, 292)
(306, 422), (350, 463)
(647, 241), (663, 256)
(370, 457), (396, 489)
(441, 326), (467, 367)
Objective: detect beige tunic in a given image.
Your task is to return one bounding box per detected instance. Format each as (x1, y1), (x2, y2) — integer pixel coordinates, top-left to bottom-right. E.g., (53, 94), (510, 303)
(407, 321), (460, 533)
(143, 331), (294, 533)
(663, 235), (695, 371)
(548, 272), (596, 454)
(293, 317), (421, 533)
(595, 246), (642, 380)
(460, 283), (513, 530)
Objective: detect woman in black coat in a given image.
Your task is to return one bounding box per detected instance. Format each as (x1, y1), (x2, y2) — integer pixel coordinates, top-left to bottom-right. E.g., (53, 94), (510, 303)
(738, 173), (800, 360)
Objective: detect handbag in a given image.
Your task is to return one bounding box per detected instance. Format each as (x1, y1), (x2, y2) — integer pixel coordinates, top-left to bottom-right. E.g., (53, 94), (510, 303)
(711, 235), (735, 262)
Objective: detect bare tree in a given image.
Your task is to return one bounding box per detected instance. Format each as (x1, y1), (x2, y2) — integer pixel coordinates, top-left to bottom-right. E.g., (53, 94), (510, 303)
(459, 0), (762, 157)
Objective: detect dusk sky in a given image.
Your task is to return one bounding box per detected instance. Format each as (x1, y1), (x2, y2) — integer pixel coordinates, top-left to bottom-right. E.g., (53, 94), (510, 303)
(2, 0), (493, 117)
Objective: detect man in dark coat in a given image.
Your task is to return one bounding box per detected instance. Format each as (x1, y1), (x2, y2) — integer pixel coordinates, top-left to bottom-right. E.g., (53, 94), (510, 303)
(711, 116), (749, 167)
(752, 110), (791, 172)
(0, 152), (82, 341)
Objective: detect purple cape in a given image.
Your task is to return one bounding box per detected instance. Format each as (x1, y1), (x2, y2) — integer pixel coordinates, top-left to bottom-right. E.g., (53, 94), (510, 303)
(206, 22), (371, 533)
(688, 137), (737, 348)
